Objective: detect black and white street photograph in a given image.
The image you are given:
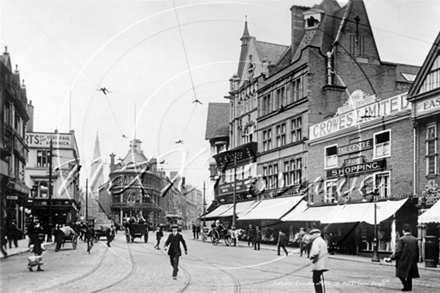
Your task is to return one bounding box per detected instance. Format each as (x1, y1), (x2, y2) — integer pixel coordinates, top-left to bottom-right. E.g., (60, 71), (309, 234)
(1, 0), (440, 292)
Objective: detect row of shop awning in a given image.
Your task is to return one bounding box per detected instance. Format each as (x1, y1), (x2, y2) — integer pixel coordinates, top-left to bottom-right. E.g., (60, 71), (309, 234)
(282, 198), (408, 225)
(418, 200), (440, 224)
(202, 196), (409, 225)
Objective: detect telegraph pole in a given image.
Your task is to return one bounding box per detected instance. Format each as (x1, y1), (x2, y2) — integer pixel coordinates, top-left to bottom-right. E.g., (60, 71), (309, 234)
(85, 178), (88, 223)
(232, 154), (237, 228)
(48, 139), (53, 242)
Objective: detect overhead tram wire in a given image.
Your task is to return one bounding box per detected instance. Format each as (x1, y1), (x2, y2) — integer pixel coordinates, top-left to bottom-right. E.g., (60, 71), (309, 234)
(172, 0), (202, 141)
(13, 2), (126, 138)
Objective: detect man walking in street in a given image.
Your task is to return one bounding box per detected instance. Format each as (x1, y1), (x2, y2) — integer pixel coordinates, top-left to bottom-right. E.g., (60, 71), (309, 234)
(164, 224), (188, 280)
(85, 224), (95, 254)
(106, 225), (116, 247)
(196, 224), (200, 240)
(247, 225), (255, 247)
(254, 226), (262, 250)
(154, 226), (163, 249)
(277, 229), (288, 256)
(309, 229), (329, 293)
(387, 224), (419, 291)
(297, 227), (306, 256)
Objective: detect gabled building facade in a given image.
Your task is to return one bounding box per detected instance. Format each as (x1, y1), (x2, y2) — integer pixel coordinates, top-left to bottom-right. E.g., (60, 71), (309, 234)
(407, 32), (440, 261)
(1, 48), (30, 233)
(281, 0), (419, 255)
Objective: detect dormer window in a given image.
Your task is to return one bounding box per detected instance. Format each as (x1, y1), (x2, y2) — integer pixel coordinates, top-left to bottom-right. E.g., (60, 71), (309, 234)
(304, 8), (324, 28)
(306, 16), (319, 27)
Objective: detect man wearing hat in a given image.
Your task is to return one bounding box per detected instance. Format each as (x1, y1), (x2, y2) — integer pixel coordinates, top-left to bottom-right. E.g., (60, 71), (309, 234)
(164, 224), (188, 280)
(387, 224), (419, 291)
(309, 229), (328, 293)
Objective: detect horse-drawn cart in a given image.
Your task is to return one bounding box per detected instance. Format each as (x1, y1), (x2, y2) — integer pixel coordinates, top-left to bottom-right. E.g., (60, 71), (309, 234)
(54, 227), (78, 252)
(64, 234), (78, 250)
(125, 223), (149, 243)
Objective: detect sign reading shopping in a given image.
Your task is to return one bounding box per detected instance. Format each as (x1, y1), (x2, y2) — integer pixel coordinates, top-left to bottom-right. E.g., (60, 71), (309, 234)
(25, 132), (72, 148)
(327, 160), (386, 178)
(310, 91), (410, 140)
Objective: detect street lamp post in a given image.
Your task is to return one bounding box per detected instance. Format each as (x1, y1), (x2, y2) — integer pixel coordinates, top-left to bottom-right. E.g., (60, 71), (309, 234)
(371, 190), (380, 262)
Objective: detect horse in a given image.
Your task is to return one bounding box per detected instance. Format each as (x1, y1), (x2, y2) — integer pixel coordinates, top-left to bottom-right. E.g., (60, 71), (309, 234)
(294, 232), (314, 257)
(229, 229), (245, 247)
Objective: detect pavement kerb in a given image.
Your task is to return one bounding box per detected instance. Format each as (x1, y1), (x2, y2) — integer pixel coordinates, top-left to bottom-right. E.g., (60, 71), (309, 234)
(1, 240), (55, 260)
(231, 240), (440, 272)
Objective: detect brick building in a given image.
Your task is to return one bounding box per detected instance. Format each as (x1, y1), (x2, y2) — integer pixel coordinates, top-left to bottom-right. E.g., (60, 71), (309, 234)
(408, 32), (440, 263)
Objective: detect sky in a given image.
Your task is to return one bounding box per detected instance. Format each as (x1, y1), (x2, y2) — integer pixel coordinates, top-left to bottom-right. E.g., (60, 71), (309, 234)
(2, 0), (439, 203)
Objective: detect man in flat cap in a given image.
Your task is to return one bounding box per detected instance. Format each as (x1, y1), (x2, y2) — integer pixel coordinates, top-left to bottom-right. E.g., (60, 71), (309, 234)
(309, 229), (329, 293)
(164, 224), (188, 280)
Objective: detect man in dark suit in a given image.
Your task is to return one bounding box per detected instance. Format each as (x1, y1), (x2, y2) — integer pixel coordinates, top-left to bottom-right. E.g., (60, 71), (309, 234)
(164, 224), (188, 280)
(277, 229), (289, 256)
(388, 224), (420, 292)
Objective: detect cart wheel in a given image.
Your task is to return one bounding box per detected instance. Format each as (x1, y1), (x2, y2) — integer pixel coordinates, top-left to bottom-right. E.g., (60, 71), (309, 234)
(144, 233), (148, 243)
(72, 236), (78, 250)
(212, 230), (220, 246)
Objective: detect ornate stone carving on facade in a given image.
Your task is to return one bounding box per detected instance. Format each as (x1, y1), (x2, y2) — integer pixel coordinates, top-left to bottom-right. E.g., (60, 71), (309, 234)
(421, 180), (440, 205)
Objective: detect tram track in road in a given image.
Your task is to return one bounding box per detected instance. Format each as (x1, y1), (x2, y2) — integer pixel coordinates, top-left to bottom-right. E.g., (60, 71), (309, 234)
(35, 247), (109, 293)
(91, 243), (138, 293)
(185, 252), (242, 293)
(176, 265), (191, 293)
(127, 240), (194, 293)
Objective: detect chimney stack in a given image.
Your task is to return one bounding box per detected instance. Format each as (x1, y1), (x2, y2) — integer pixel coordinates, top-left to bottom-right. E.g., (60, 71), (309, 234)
(26, 100), (34, 132)
(110, 153), (116, 173)
(290, 5), (309, 60)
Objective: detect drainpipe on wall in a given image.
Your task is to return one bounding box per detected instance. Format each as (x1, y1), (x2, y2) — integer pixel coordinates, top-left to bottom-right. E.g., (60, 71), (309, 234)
(414, 121), (424, 262)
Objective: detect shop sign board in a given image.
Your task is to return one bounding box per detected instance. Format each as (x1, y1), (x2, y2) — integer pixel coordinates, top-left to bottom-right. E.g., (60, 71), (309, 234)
(415, 95), (440, 116)
(342, 156), (365, 166)
(25, 132), (72, 148)
(327, 160), (386, 178)
(338, 139), (373, 156)
(310, 92), (409, 140)
(219, 179), (251, 195)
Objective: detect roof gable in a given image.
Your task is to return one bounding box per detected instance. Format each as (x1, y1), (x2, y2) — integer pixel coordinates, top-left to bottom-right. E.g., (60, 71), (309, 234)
(408, 32), (440, 97)
(205, 103), (229, 140)
(255, 41), (289, 66)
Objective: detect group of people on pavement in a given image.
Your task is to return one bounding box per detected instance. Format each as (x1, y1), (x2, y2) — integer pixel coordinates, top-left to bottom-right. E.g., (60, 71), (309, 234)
(191, 223), (201, 239)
